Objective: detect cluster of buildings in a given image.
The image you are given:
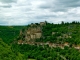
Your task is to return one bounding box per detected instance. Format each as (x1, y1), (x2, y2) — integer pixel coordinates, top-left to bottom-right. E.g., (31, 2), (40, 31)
(18, 22), (46, 43)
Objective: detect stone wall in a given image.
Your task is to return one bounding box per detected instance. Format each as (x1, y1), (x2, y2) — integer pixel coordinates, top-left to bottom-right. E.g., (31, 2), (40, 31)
(40, 22), (46, 26)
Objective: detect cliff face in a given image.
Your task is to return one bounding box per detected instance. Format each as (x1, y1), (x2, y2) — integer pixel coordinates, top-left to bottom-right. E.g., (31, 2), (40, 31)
(25, 26), (42, 41)
(18, 22), (46, 44)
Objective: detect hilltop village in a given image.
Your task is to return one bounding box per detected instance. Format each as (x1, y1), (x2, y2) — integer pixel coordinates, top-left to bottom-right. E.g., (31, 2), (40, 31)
(1, 21), (80, 60)
(17, 21), (80, 50)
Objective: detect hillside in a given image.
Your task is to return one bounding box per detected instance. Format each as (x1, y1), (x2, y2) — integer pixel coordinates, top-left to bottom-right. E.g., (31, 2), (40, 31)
(0, 21), (80, 60)
(0, 39), (25, 60)
(0, 26), (26, 44)
(17, 21), (80, 48)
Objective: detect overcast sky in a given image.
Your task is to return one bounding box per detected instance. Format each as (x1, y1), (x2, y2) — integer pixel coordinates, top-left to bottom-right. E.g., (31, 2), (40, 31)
(0, 0), (80, 25)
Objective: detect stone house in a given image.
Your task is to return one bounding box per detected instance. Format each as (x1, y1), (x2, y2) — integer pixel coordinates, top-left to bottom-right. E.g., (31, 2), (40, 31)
(30, 34), (36, 39)
(40, 22), (46, 26)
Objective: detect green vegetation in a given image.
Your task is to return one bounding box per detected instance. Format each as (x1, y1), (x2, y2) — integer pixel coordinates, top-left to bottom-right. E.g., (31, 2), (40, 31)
(0, 26), (26, 44)
(0, 21), (80, 60)
(36, 21), (80, 45)
(11, 44), (80, 60)
(0, 39), (24, 60)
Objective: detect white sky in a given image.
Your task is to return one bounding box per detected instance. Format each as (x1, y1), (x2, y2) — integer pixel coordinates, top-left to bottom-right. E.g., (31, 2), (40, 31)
(0, 0), (80, 25)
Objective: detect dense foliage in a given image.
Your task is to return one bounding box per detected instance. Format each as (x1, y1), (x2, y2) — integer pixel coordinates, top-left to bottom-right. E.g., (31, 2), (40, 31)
(11, 44), (80, 60)
(0, 26), (26, 44)
(0, 39), (24, 60)
(36, 21), (80, 45)
(0, 21), (80, 60)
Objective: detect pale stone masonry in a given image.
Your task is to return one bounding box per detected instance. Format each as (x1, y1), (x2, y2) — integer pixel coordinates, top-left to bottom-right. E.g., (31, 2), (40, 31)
(40, 22), (46, 26)
(25, 26), (42, 41)
(18, 22), (46, 43)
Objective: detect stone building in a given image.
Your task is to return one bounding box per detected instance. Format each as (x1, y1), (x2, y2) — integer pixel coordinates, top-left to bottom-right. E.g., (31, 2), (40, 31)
(40, 22), (46, 26)
(30, 34), (36, 39)
(18, 22), (43, 43)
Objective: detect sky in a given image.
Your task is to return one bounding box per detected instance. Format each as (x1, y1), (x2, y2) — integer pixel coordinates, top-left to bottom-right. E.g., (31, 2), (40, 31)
(0, 0), (80, 25)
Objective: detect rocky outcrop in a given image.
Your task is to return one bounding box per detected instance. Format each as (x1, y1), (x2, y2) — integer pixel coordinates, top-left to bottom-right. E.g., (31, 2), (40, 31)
(18, 22), (46, 43)
(25, 26), (42, 41)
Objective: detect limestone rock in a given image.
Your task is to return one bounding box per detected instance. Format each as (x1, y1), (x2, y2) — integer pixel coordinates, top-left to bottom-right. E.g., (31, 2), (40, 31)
(18, 22), (46, 43)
